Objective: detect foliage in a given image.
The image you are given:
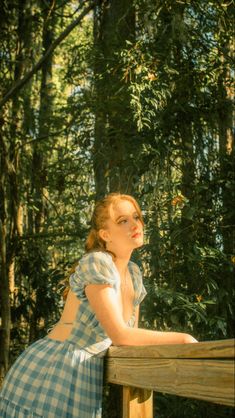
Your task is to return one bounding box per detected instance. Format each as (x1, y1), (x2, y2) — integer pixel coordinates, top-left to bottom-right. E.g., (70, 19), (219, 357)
(154, 392), (234, 418)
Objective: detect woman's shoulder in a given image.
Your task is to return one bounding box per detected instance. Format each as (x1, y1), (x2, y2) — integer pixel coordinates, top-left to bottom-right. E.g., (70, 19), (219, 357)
(69, 251), (118, 291)
(80, 250), (113, 265)
(78, 251), (116, 273)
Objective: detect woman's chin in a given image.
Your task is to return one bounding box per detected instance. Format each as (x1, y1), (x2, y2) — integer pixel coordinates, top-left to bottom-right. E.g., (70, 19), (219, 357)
(133, 239), (144, 249)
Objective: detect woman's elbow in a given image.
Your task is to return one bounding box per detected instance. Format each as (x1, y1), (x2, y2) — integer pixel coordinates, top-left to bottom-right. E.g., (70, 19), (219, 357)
(109, 326), (130, 346)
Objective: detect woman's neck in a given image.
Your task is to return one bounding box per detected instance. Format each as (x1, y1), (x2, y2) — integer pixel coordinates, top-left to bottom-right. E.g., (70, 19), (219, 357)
(105, 243), (133, 276)
(113, 253), (132, 277)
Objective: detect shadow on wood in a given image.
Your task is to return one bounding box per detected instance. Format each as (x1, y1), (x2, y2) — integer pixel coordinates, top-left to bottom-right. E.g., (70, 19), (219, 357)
(123, 387), (153, 418)
(105, 339), (235, 417)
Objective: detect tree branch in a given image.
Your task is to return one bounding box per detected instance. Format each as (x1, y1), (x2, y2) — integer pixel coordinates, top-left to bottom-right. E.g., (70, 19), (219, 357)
(0, 0), (100, 109)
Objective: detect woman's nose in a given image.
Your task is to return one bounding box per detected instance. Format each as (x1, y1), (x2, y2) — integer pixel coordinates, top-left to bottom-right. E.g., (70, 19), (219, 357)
(131, 220), (138, 229)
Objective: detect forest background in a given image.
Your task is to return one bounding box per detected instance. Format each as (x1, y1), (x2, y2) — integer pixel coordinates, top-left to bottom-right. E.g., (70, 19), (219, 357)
(0, 0), (234, 417)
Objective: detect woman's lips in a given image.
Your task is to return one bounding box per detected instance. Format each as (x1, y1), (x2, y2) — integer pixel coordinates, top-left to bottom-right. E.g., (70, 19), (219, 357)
(131, 232), (141, 238)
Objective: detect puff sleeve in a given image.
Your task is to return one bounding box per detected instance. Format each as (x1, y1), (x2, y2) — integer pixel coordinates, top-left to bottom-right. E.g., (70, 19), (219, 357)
(69, 251), (119, 301)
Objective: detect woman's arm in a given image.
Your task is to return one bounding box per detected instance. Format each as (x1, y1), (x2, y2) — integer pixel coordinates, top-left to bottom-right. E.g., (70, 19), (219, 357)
(85, 284), (197, 345)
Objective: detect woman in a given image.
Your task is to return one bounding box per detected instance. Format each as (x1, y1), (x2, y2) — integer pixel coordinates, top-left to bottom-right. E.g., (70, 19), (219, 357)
(0, 193), (197, 417)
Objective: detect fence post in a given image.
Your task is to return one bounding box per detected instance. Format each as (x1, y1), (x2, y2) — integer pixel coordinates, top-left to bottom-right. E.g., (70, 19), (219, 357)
(122, 386), (153, 418)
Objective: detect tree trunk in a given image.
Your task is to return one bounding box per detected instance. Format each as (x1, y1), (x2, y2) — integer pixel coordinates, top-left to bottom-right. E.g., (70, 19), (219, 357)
(0, 0), (29, 380)
(0, 130), (11, 385)
(218, 34), (234, 337)
(93, 0), (139, 199)
(29, 2), (55, 342)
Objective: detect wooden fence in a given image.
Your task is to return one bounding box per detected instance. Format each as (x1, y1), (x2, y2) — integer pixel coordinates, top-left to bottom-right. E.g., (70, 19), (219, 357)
(105, 339), (235, 418)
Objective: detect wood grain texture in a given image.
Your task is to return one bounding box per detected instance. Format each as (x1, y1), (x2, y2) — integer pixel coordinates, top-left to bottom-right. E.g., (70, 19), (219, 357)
(106, 357), (235, 407)
(107, 339), (235, 359)
(122, 387), (153, 418)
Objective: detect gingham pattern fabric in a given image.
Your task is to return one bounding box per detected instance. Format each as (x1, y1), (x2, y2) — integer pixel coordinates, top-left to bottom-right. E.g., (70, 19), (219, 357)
(0, 251), (146, 418)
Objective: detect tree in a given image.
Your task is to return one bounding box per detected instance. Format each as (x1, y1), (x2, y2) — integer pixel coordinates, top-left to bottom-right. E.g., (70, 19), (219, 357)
(93, 0), (143, 198)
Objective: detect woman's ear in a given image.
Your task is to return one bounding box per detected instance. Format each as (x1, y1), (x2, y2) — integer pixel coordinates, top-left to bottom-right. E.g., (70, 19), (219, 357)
(98, 229), (110, 243)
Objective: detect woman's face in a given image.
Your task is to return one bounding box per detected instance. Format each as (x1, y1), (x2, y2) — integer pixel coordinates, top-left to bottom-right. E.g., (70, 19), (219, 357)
(99, 199), (144, 254)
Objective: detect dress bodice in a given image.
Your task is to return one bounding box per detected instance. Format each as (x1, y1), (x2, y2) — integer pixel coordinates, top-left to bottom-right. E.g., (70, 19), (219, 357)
(67, 251), (146, 354)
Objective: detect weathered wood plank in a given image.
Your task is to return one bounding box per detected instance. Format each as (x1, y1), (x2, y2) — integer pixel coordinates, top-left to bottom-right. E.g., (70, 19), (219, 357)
(106, 357), (235, 407)
(107, 339), (235, 359)
(122, 387), (153, 418)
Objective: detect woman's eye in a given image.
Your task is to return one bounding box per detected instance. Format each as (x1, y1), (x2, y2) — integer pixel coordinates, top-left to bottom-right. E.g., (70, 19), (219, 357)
(118, 219), (127, 224)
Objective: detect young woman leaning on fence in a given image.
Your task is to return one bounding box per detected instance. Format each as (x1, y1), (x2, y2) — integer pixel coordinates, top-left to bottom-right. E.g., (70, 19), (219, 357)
(0, 192), (197, 418)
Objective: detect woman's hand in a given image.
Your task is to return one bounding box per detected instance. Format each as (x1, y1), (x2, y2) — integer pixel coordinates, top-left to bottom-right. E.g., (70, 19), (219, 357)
(183, 334), (198, 343)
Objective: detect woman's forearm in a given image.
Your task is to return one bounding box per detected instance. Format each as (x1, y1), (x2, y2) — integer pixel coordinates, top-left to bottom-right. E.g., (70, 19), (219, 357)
(112, 326), (197, 346)
(85, 285), (197, 345)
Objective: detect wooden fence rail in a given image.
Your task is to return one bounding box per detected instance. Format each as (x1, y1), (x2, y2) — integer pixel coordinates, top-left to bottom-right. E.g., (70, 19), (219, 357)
(105, 339), (235, 418)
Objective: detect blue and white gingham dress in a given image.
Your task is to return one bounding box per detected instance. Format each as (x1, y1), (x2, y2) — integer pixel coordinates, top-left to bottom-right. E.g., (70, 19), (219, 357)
(0, 251), (146, 418)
